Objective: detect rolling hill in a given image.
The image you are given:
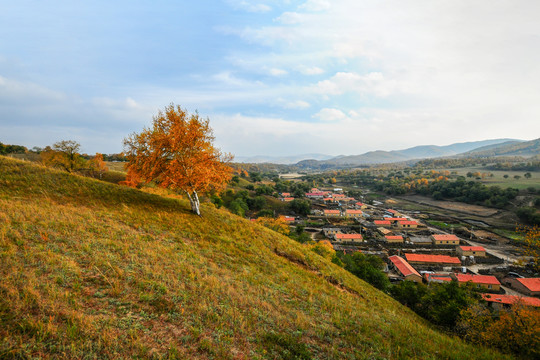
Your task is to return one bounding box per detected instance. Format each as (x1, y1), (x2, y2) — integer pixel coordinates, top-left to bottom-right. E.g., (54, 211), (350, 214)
(0, 156), (510, 359)
(296, 139), (521, 169)
(464, 138), (540, 157)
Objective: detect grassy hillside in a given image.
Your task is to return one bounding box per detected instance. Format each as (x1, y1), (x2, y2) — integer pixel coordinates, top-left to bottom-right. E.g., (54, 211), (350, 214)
(0, 156), (510, 359)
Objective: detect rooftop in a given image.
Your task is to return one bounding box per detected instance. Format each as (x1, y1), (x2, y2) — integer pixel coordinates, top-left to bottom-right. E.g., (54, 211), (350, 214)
(405, 253), (461, 264)
(455, 273), (500, 286)
(482, 294), (540, 307)
(515, 278), (540, 292)
(459, 246), (486, 252)
(336, 233), (363, 240)
(389, 256), (421, 278)
(432, 234), (460, 241)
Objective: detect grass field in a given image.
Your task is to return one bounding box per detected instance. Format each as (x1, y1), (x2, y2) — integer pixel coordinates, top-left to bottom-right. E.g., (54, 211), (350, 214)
(0, 156), (513, 359)
(443, 167), (540, 190)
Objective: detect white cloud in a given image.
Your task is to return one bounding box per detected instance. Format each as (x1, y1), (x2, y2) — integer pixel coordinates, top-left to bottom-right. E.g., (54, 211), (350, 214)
(268, 67), (288, 76)
(299, 0), (330, 12)
(277, 99), (311, 109)
(312, 108), (348, 122)
(226, 1), (272, 13)
(297, 65), (324, 75)
(313, 72), (397, 97)
(274, 12), (305, 25)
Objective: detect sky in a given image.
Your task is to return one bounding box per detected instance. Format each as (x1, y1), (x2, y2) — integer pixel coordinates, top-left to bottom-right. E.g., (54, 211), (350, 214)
(1, 0), (539, 157)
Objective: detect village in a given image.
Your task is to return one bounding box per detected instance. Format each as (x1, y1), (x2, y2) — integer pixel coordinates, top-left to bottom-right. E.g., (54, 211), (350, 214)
(278, 187), (540, 309)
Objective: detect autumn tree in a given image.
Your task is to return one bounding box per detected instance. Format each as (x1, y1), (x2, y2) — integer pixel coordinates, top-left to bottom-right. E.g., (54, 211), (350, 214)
(41, 140), (84, 173)
(88, 153), (108, 179)
(123, 104), (233, 216)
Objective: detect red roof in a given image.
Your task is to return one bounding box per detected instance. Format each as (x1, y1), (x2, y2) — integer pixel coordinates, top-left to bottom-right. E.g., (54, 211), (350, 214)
(455, 274), (500, 286)
(374, 220), (391, 225)
(281, 193), (290, 197)
(356, 202), (365, 206)
(459, 246), (486, 252)
(283, 197), (295, 201)
(482, 294), (540, 307)
(387, 209), (399, 214)
(405, 253), (461, 264)
(399, 220), (418, 226)
(332, 194), (345, 198)
(432, 234), (459, 241)
(516, 278), (540, 292)
(280, 216), (295, 222)
(389, 256), (421, 278)
(345, 210), (363, 214)
(385, 235), (403, 240)
(336, 233), (363, 240)
(324, 210), (340, 214)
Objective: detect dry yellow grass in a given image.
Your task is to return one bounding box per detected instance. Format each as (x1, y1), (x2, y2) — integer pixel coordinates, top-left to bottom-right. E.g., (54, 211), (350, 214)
(0, 156), (512, 359)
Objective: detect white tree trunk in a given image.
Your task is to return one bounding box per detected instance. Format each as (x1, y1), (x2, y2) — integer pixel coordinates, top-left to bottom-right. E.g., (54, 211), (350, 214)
(186, 190), (201, 216)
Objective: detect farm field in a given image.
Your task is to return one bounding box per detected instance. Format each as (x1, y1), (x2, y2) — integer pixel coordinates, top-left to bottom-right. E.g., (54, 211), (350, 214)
(442, 167), (540, 190)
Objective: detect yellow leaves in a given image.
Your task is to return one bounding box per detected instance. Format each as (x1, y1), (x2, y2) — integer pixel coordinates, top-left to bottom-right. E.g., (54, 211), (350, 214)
(123, 103), (233, 214)
(254, 217), (290, 236)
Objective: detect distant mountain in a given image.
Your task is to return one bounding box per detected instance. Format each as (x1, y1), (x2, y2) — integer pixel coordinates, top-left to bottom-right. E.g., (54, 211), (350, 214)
(464, 138), (540, 157)
(296, 139), (522, 169)
(235, 153), (333, 164)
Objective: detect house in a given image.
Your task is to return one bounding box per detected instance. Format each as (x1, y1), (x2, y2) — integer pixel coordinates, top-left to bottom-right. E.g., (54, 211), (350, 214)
(344, 209), (363, 218)
(457, 246), (487, 257)
(324, 209), (341, 217)
(377, 227), (394, 236)
(322, 228), (340, 237)
(503, 278), (540, 297)
(280, 216), (295, 222)
(355, 202), (368, 210)
(424, 273), (453, 284)
(385, 235), (404, 243)
(385, 217), (408, 224)
(305, 192), (325, 199)
(405, 253), (461, 267)
(409, 236), (432, 245)
(389, 256), (422, 282)
(452, 273), (501, 291)
(431, 234), (460, 245)
(334, 233), (363, 243)
(386, 209), (401, 216)
(280, 192), (291, 197)
(398, 220), (418, 229)
(481, 294), (540, 310)
(281, 197), (295, 202)
(374, 220), (391, 227)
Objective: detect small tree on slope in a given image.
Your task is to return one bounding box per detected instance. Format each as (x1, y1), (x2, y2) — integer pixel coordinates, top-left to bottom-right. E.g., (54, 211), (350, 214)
(123, 104), (233, 216)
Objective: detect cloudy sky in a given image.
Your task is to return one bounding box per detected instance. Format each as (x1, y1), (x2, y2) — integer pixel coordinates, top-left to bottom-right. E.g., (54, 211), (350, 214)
(1, 0), (539, 157)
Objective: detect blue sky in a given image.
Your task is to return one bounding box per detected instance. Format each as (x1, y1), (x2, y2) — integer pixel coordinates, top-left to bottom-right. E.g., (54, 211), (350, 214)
(1, 0), (539, 157)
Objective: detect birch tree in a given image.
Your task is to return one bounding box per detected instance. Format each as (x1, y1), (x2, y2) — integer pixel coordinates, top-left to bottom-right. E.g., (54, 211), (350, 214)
(123, 104), (233, 216)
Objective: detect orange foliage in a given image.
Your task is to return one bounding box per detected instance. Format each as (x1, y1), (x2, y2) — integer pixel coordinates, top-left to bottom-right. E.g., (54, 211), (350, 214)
(123, 104), (233, 215)
(88, 153), (108, 178)
(459, 303), (540, 357)
(254, 216), (290, 235)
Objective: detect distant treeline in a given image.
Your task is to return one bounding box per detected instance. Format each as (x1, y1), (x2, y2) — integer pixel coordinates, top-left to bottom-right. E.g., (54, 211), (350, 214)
(0, 142), (27, 155)
(415, 156), (538, 169)
(0, 141), (126, 161)
(486, 161), (540, 172)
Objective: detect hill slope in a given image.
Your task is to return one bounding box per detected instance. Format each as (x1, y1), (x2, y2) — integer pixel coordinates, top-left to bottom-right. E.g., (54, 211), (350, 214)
(0, 156), (509, 359)
(297, 139), (521, 168)
(464, 138), (540, 157)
